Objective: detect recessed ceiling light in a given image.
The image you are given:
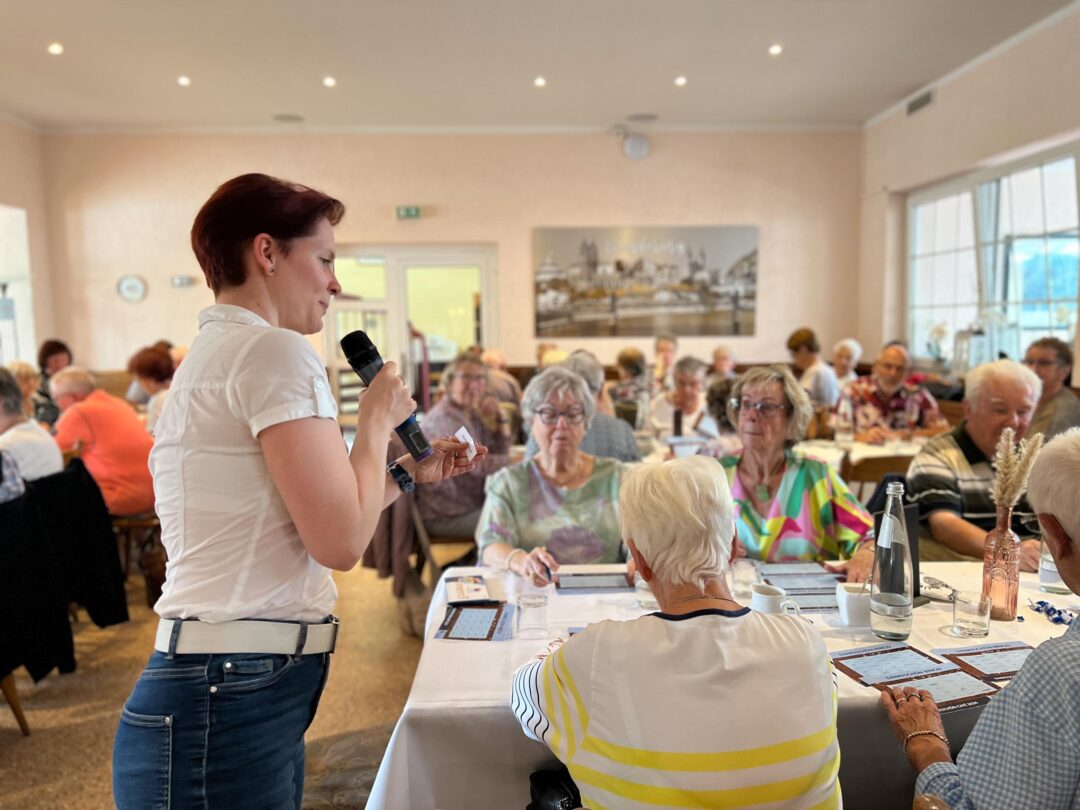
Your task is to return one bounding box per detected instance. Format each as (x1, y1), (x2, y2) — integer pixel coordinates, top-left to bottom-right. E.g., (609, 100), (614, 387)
(322, 76), (337, 88)
(47, 42), (64, 56)
(533, 76), (547, 88)
(177, 75), (191, 87)
(674, 75), (688, 87)
(768, 43), (784, 57)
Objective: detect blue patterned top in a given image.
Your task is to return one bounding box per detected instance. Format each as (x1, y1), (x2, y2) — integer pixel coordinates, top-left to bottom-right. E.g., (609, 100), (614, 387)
(915, 619), (1080, 809)
(476, 457), (626, 564)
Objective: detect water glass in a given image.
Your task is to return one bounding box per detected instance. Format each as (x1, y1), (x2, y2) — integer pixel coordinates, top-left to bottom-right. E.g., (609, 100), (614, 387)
(731, 559), (759, 599)
(952, 591), (992, 638)
(1040, 539), (1070, 594)
(634, 573), (659, 610)
(515, 593), (549, 639)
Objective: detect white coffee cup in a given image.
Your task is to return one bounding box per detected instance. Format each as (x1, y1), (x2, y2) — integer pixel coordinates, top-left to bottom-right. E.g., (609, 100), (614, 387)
(836, 582), (871, 627)
(750, 583), (800, 616)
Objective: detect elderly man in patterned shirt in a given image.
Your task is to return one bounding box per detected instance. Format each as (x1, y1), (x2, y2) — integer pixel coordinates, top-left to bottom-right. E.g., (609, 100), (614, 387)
(883, 427), (1080, 810)
(848, 344), (947, 444)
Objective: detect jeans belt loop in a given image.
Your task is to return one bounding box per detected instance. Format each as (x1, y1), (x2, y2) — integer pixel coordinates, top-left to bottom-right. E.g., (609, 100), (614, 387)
(293, 622), (308, 661)
(166, 619), (184, 660)
(328, 615), (340, 654)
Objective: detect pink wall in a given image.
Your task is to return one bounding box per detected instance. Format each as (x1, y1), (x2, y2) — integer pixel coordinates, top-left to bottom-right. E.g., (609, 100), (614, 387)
(41, 130), (860, 367)
(0, 120), (54, 357)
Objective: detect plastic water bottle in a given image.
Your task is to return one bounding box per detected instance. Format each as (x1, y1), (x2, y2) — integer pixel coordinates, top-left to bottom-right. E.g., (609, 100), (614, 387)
(870, 482), (913, 641)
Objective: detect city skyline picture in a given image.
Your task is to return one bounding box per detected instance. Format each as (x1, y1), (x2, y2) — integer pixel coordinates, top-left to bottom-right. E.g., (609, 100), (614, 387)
(534, 225), (759, 338)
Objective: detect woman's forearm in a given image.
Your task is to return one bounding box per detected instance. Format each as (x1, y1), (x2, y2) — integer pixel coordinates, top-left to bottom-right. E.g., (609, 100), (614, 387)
(483, 542), (520, 572)
(348, 426), (393, 550)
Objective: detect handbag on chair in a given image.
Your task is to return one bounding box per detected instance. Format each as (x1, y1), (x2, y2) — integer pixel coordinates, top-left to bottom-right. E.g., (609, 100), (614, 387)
(526, 766), (582, 810)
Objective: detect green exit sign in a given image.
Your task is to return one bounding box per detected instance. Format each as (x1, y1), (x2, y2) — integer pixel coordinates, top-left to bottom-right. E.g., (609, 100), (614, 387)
(396, 206), (422, 220)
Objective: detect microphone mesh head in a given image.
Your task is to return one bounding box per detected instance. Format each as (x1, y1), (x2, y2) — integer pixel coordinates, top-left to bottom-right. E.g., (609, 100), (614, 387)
(339, 330), (373, 360)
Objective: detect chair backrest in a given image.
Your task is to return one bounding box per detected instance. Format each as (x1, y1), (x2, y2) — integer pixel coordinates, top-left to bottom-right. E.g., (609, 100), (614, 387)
(613, 399), (639, 429)
(938, 400), (964, 427)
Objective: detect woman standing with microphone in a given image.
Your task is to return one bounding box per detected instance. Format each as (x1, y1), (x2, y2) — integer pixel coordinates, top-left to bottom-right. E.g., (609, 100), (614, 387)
(113, 174), (483, 809)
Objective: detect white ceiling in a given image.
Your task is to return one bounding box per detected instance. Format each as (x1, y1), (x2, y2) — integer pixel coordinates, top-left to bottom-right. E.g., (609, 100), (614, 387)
(0, 0), (1073, 132)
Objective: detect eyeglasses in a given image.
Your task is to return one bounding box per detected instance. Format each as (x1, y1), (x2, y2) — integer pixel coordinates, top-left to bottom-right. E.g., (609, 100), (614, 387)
(1024, 358), (1062, 369)
(456, 373), (487, 384)
(535, 407), (586, 425)
(730, 397), (788, 418)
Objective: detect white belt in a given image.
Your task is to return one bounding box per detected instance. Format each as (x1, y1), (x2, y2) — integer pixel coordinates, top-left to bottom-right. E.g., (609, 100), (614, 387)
(154, 617), (338, 656)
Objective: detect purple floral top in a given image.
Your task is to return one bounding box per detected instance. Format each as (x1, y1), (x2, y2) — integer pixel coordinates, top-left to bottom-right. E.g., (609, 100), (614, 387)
(476, 457), (625, 564)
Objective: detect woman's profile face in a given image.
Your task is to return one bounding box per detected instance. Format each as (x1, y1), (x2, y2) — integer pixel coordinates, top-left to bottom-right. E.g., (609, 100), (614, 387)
(45, 352), (71, 377)
(736, 381), (790, 453)
(272, 218), (342, 335)
(532, 390), (586, 457)
(833, 346), (854, 377)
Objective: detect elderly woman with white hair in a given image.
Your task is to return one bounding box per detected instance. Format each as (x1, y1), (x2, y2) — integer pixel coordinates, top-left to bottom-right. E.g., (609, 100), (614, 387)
(883, 428), (1080, 809)
(832, 337), (863, 387)
(721, 365), (875, 580)
(477, 367), (626, 585)
(512, 456), (840, 808)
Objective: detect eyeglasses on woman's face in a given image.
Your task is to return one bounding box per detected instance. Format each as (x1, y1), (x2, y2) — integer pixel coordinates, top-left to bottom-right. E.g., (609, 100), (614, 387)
(730, 397), (787, 419)
(534, 406), (586, 425)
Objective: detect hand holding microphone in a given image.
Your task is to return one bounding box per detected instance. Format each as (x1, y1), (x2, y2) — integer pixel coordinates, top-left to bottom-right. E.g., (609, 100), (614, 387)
(358, 360), (416, 433)
(340, 330), (433, 461)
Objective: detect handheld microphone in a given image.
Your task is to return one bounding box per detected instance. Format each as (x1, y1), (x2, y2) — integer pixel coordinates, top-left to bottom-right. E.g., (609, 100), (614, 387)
(340, 330), (433, 461)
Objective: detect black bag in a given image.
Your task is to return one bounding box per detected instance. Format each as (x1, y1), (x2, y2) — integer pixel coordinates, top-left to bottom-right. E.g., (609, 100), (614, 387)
(526, 766), (581, 810)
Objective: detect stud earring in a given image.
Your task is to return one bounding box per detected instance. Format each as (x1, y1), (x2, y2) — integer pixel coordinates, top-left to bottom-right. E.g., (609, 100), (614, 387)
(268, 265), (275, 275)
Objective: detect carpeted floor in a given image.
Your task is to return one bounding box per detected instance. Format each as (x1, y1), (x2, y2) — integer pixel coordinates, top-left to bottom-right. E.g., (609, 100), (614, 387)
(0, 549), (459, 809)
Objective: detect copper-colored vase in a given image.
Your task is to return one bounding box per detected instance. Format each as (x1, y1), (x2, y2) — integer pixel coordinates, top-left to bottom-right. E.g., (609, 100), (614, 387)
(981, 507), (1020, 621)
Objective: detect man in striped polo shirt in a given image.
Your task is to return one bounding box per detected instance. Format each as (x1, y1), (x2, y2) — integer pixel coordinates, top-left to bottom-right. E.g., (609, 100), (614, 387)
(512, 457), (839, 809)
(905, 359), (1042, 570)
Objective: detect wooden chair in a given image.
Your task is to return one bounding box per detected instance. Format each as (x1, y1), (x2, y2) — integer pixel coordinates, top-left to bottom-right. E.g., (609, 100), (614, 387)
(112, 512), (161, 580)
(840, 454), (915, 502)
(1, 673), (30, 736)
(61, 440), (83, 468)
(938, 400), (964, 427)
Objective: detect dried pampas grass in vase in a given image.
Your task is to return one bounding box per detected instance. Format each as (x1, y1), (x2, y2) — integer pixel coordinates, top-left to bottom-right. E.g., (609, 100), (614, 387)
(982, 428), (1045, 620)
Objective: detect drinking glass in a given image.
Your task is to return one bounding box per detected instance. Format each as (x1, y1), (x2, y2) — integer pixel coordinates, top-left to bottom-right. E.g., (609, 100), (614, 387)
(952, 591), (992, 638)
(731, 559), (759, 599)
(515, 593), (549, 639)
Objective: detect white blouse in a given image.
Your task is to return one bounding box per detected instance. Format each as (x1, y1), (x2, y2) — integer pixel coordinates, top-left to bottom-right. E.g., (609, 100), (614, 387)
(152, 304), (340, 623)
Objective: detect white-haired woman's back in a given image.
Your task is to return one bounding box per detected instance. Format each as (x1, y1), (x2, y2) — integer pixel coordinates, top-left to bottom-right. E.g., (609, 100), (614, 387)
(512, 456), (840, 809)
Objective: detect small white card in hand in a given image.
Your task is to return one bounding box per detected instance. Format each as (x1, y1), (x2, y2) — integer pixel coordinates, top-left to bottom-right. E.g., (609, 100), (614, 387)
(455, 426), (477, 461)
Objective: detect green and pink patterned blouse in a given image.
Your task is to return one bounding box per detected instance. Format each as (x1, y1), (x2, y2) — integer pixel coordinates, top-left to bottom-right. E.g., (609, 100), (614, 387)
(719, 451), (872, 562)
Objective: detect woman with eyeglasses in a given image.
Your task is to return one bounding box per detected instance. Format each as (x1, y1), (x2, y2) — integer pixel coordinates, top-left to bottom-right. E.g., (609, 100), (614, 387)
(721, 365), (875, 582)
(414, 351), (512, 537)
(477, 367), (626, 585)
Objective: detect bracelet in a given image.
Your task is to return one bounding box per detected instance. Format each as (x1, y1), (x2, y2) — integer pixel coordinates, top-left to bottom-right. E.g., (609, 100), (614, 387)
(504, 548), (526, 573)
(902, 730), (950, 753)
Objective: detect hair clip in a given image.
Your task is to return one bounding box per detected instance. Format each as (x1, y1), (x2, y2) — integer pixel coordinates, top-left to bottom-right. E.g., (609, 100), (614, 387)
(1027, 599), (1075, 626)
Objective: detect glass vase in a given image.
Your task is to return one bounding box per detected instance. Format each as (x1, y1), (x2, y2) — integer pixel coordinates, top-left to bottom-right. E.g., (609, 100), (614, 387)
(981, 506), (1020, 621)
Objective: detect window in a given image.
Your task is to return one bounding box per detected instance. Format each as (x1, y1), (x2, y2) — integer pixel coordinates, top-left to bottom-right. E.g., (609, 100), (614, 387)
(908, 151), (1079, 367)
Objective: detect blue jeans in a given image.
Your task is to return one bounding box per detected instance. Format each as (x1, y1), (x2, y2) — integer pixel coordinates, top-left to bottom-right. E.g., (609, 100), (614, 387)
(113, 650), (331, 809)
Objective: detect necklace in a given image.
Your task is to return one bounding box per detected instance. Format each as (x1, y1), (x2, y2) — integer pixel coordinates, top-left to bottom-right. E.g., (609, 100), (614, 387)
(740, 455), (787, 503)
(671, 593), (737, 605)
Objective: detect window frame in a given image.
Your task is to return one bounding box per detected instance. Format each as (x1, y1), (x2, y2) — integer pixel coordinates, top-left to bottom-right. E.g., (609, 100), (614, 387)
(906, 140), (1080, 369)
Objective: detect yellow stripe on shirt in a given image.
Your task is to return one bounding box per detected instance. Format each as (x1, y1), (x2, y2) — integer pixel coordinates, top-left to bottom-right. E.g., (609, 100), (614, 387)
(573, 748), (841, 809)
(578, 723), (836, 772)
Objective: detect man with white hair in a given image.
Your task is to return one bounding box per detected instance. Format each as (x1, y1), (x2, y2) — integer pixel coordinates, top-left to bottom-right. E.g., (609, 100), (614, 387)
(51, 367), (155, 516)
(525, 350), (639, 462)
(848, 344), (947, 444)
(906, 359), (1042, 568)
(511, 457), (839, 809)
(882, 428), (1080, 809)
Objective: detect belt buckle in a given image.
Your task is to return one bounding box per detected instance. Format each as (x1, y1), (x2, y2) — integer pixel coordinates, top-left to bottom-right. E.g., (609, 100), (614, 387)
(327, 615), (340, 654)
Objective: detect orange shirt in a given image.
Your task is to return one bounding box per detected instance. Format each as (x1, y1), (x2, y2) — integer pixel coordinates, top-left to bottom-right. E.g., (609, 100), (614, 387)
(53, 389), (155, 516)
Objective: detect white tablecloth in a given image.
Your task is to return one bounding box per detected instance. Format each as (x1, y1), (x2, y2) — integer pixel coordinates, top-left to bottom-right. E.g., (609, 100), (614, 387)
(794, 438), (923, 472)
(367, 563), (1066, 810)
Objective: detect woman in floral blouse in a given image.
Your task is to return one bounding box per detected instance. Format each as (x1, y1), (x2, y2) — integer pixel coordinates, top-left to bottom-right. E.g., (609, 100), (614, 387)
(477, 367), (625, 587)
(720, 365), (875, 582)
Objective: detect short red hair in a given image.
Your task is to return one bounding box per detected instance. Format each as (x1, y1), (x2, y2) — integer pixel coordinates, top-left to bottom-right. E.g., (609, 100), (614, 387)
(190, 173), (345, 294)
(127, 347), (174, 384)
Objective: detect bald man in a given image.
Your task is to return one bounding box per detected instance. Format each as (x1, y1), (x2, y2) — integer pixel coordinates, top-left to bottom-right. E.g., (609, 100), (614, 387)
(846, 345), (947, 444)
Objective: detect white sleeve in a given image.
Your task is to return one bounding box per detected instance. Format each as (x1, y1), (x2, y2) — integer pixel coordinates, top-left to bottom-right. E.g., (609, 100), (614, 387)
(229, 329), (338, 438)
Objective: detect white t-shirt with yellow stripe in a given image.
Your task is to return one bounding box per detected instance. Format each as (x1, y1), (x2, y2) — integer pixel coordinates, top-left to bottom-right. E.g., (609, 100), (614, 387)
(511, 607), (841, 809)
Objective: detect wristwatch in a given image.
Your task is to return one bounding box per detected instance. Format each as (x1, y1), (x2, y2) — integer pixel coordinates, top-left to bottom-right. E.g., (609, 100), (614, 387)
(386, 461), (416, 494)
